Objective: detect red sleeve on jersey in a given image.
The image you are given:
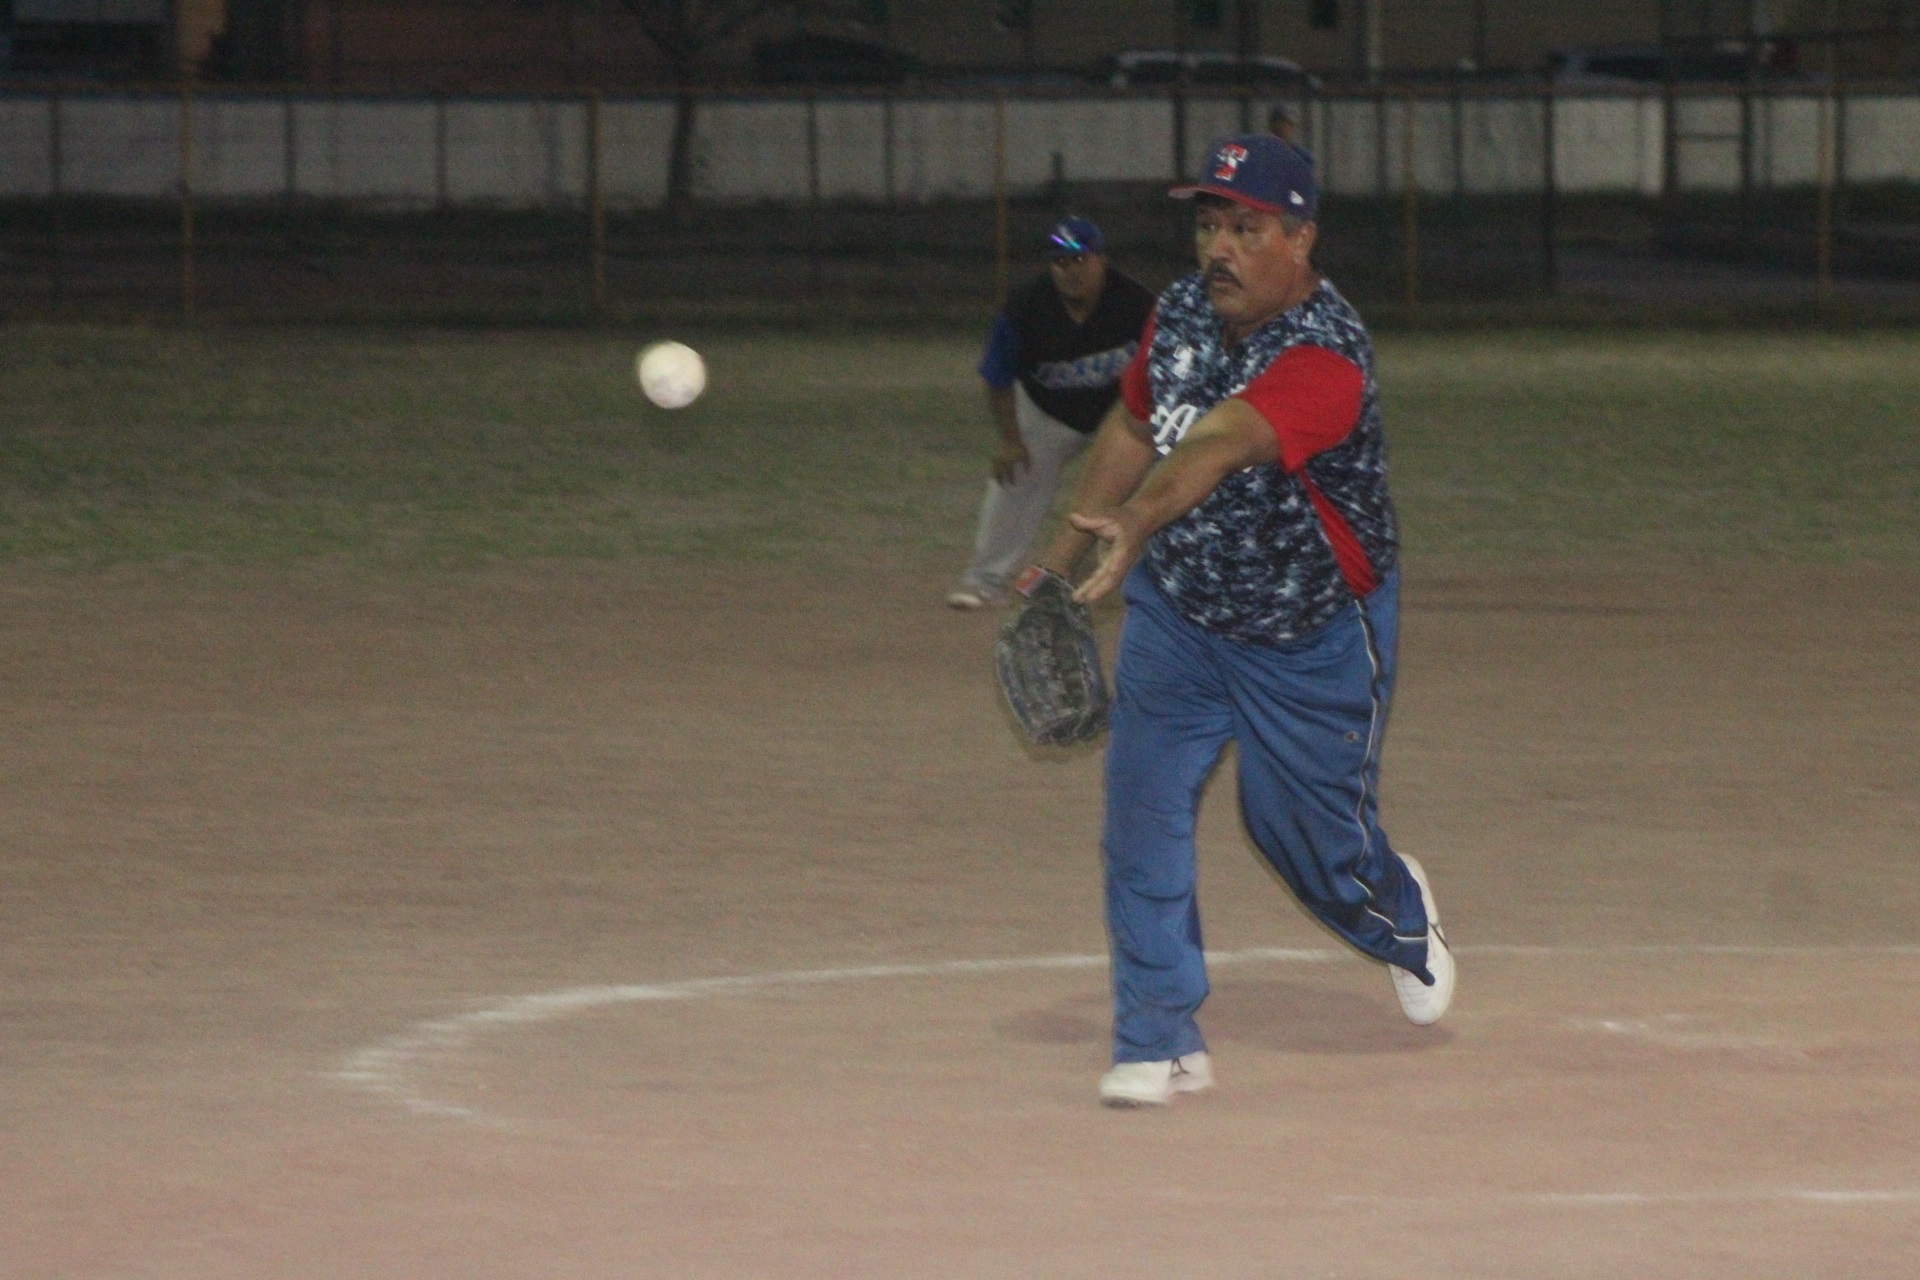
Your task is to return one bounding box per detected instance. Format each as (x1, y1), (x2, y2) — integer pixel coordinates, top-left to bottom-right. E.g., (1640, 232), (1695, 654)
(1302, 478), (1380, 599)
(1118, 309), (1158, 422)
(1234, 344), (1365, 473)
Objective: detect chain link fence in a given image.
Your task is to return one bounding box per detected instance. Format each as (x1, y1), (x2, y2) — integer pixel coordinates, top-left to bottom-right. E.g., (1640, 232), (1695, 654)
(1, 81), (1917, 323)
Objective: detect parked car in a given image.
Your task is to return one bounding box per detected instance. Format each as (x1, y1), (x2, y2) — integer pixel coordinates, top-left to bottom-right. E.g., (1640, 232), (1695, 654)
(934, 67), (1092, 90)
(1548, 41), (1809, 87)
(0, 14), (165, 79)
(750, 33), (923, 87)
(1099, 49), (1319, 91)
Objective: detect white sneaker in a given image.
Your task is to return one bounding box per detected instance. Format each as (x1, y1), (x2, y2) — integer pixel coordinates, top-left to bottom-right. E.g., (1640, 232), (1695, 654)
(944, 580), (1007, 610)
(1098, 1052), (1214, 1108)
(1389, 854), (1456, 1026)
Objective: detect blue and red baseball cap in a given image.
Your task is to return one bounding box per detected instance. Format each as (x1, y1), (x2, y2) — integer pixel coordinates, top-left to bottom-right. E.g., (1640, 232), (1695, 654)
(1045, 215), (1106, 258)
(1170, 133), (1318, 219)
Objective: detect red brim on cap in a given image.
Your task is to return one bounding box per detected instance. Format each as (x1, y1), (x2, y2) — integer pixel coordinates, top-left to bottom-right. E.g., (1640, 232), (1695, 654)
(1166, 182), (1287, 213)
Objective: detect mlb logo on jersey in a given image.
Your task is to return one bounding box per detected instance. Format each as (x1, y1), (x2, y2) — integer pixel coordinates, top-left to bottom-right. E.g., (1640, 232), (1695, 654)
(1212, 145), (1250, 181)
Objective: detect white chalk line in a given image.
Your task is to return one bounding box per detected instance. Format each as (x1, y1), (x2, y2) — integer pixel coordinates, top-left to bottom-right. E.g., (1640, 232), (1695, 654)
(1571, 1011), (1804, 1053)
(334, 942), (1920, 1124)
(333, 947), (1323, 1121)
(1332, 1188), (1920, 1208)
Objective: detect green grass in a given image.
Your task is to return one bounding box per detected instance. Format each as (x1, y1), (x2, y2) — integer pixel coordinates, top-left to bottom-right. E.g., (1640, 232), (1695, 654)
(0, 326), (986, 565)
(1384, 332), (1920, 558)
(1, 325), (1917, 567)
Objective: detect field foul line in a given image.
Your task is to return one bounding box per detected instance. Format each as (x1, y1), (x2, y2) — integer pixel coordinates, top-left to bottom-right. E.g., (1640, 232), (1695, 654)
(334, 942), (1920, 1126)
(1331, 1188), (1920, 1208)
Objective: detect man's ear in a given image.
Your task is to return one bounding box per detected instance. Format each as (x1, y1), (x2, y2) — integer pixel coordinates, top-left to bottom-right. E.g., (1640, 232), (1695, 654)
(1293, 222), (1319, 265)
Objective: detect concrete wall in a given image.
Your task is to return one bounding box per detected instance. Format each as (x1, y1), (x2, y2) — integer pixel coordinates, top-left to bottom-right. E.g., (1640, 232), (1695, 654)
(2, 88), (1918, 207)
(61, 93), (180, 196)
(597, 100), (675, 207)
(1843, 96), (1920, 183)
(0, 98), (55, 195)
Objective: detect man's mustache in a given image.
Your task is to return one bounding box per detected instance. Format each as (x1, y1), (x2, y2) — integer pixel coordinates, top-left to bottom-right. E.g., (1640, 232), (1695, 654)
(1205, 265), (1240, 287)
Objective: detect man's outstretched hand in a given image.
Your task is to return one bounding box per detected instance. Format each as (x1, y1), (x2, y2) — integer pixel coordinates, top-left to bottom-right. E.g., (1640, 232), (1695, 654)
(1068, 507), (1149, 604)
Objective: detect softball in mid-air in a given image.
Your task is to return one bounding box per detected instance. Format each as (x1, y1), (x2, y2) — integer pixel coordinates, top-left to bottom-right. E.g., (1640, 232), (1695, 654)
(636, 340), (707, 409)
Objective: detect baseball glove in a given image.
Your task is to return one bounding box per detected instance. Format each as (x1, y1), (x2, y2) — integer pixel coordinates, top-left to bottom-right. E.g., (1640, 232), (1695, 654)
(994, 567), (1110, 747)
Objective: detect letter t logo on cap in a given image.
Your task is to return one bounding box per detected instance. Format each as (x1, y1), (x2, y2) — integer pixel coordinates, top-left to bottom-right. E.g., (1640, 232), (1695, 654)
(1212, 144), (1249, 181)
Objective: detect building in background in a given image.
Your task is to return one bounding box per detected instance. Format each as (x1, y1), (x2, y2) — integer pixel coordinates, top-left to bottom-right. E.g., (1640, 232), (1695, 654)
(0, 0), (1911, 86)
(1, 0), (173, 78)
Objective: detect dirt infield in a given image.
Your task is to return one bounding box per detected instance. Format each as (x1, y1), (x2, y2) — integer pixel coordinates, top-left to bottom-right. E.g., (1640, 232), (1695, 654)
(3, 554), (1918, 1279)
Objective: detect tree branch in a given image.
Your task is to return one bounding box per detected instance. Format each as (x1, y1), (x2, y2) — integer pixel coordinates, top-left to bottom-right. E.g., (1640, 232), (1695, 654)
(697, 0), (797, 48)
(612, 0), (798, 64)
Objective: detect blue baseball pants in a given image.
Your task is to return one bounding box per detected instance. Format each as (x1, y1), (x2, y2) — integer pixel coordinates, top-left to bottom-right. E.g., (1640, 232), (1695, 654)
(1103, 563), (1432, 1064)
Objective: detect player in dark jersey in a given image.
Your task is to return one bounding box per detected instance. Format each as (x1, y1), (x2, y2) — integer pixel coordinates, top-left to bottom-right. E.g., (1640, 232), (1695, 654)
(945, 217), (1156, 609)
(1026, 135), (1456, 1107)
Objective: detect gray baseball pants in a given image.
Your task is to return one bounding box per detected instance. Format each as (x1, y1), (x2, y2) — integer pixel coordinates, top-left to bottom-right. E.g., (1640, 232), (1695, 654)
(959, 385), (1094, 591)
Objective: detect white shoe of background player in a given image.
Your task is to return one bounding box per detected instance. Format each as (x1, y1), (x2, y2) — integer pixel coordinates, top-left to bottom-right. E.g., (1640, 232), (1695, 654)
(1390, 853), (1455, 1026)
(1099, 1052), (1214, 1107)
(944, 579), (1008, 610)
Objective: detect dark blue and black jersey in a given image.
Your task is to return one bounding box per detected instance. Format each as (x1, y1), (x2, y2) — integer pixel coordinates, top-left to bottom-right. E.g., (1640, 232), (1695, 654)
(978, 269), (1156, 435)
(1117, 273), (1397, 646)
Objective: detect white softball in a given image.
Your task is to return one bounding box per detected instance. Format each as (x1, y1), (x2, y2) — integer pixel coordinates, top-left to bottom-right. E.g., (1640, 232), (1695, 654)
(636, 340), (707, 409)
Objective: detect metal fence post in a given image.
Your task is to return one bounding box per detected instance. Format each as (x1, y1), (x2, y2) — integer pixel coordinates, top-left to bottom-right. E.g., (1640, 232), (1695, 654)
(48, 90), (63, 198)
(588, 89), (605, 313)
(1402, 91), (1419, 310)
(1450, 80), (1467, 284)
(882, 90), (896, 203)
(1311, 89), (1331, 192)
(49, 90), (65, 303)
(1661, 76), (1678, 217)
(434, 94), (449, 209)
(806, 89), (822, 301)
(1738, 82), (1754, 202)
(1373, 85), (1387, 195)
(1816, 86), (1835, 300)
(1541, 81), (1557, 297)
(1310, 89), (1320, 159)
(1756, 85), (1774, 191)
(1450, 78), (1464, 198)
(1738, 79), (1757, 243)
(283, 86), (297, 202)
(882, 90), (899, 272)
(1373, 86), (1389, 270)
(181, 79), (197, 321)
(1817, 0), (1842, 301)
(994, 91), (1009, 304)
(1834, 82), (1849, 228)
(1172, 84), (1188, 181)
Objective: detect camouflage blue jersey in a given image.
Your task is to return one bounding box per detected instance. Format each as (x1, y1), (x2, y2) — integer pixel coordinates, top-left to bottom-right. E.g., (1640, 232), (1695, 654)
(1121, 272), (1397, 646)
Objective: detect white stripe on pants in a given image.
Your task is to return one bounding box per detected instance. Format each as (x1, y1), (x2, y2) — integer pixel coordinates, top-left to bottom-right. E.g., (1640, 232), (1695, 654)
(960, 384), (1095, 591)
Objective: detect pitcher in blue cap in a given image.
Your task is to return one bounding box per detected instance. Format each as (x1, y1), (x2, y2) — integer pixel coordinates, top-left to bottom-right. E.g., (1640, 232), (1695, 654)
(944, 216), (1155, 609)
(1019, 135), (1456, 1106)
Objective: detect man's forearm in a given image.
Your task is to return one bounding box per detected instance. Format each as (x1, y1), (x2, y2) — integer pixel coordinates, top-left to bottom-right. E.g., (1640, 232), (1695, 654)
(1036, 403), (1155, 577)
(1108, 432), (1248, 539)
(1113, 400), (1278, 541)
(1061, 400), (1281, 606)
